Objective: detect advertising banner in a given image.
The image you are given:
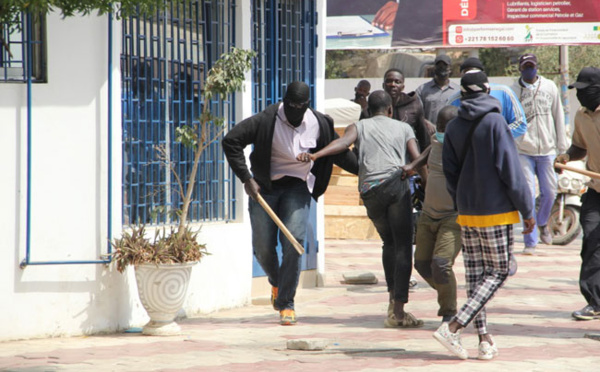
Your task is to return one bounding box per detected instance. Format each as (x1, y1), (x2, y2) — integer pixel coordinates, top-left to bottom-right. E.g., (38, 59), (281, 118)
(327, 0), (600, 49)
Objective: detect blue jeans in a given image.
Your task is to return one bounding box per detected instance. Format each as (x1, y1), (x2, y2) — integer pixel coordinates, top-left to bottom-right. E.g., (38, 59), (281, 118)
(361, 172), (413, 303)
(519, 154), (557, 247)
(248, 178), (310, 311)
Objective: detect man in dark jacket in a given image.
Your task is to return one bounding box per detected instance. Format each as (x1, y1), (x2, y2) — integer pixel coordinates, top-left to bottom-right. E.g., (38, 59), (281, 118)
(557, 67), (600, 321)
(222, 81), (357, 326)
(382, 68), (432, 152)
(434, 71), (535, 360)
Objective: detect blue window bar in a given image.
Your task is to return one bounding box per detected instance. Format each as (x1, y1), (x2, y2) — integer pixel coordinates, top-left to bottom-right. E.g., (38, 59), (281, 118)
(121, 0), (236, 226)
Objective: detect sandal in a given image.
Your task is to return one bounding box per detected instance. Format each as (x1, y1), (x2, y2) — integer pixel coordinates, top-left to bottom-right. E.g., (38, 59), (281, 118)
(383, 312), (424, 328)
(401, 312), (424, 328)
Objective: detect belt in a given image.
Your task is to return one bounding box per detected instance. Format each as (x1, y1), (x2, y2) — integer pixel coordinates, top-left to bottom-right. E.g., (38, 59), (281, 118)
(271, 176), (305, 187)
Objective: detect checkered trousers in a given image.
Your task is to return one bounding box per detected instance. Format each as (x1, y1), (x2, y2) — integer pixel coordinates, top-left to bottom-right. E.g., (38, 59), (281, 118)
(455, 224), (513, 335)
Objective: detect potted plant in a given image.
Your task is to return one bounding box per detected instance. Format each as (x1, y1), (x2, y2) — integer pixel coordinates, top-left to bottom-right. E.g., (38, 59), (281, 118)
(112, 47), (255, 336)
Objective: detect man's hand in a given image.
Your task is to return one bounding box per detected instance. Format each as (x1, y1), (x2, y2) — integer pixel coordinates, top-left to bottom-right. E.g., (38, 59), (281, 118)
(296, 152), (315, 163)
(373, 1), (398, 30)
(425, 119), (436, 136)
(522, 217), (536, 235)
(354, 95), (368, 110)
(555, 153), (570, 174)
(400, 164), (414, 180)
(244, 178), (261, 200)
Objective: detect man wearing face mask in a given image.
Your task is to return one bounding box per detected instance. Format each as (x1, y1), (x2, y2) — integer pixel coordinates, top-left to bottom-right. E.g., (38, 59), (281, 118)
(511, 53), (568, 255)
(416, 54), (460, 125)
(222, 81), (358, 326)
(556, 67), (600, 321)
(402, 105), (462, 326)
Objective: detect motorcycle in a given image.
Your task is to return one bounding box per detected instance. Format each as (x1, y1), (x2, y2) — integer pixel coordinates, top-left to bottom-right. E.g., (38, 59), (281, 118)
(547, 160), (588, 245)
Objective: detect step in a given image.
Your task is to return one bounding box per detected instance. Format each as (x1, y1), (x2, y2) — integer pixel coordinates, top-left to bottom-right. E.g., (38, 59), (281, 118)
(329, 175), (358, 187)
(331, 165), (357, 177)
(325, 205), (367, 217)
(324, 185), (361, 205)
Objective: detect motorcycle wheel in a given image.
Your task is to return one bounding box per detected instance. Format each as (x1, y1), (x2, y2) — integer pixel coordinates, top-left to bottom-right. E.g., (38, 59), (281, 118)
(548, 205), (581, 245)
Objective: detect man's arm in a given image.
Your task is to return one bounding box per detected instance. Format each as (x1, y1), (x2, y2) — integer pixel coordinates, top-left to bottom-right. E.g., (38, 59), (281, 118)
(556, 144), (587, 165)
(402, 144), (430, 186)
(498, 85), (528, 139)
(222, 115), (259, 183)
(297, 124), (358, 162)
(405, 138), (428, 184)
(494, 122), (535, 224)
(442, 134), (459, 204)
(551, 83), (568, 154)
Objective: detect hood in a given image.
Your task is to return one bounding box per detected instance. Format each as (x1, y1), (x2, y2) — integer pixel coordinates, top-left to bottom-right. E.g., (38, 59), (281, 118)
(395, 91), (417, 108)
(458, 93), (501, 121)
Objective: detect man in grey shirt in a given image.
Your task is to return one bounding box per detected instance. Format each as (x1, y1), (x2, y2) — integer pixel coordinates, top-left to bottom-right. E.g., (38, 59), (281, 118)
(297, 90), (426, 328)
(416, 54), (460, 125)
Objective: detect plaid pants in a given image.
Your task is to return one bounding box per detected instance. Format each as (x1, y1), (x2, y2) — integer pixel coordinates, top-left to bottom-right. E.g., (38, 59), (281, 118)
(455, 224), (512, 335)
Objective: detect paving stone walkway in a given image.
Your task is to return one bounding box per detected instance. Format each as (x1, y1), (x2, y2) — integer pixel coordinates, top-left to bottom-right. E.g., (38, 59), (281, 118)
(2, 234), (599, 371)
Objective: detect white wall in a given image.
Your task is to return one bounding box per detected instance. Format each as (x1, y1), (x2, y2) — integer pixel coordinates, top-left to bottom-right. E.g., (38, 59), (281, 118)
(314, 0), (328, 285)
(0, 12), (253, 342)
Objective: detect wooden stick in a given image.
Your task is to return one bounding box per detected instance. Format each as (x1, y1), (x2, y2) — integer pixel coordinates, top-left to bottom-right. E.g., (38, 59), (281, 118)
(555, 162), (600, 180)
(256, 194), (305, 255)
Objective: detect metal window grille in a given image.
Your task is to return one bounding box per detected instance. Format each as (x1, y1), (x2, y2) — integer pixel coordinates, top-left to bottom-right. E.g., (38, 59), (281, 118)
(252, 0), (317, 112)
(0, 13), (46, 83)
(121, 0), (236, 225)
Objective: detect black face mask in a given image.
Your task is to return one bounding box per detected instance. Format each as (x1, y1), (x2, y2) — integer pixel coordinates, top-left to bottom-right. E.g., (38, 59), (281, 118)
(576, 85), (600, 112)
(434, 66), (450, 79)
(283, 100), (309, 127)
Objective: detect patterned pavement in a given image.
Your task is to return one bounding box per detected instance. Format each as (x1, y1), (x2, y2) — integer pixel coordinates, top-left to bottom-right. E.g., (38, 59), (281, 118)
(2, 233), (599, 372)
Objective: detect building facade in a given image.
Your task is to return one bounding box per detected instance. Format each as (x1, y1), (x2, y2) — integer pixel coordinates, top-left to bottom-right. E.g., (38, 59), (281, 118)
(0, 0), (327, 341)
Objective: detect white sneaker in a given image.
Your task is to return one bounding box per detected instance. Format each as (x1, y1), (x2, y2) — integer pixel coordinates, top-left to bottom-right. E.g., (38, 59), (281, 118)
(478, 341), (498, 360)
(523, 246), (536, 255)
(409, 276), (418, 289)
(433, 322), (468, 360)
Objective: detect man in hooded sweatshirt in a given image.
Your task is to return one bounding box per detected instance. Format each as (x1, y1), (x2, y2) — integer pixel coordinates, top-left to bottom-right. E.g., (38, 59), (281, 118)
(222, 81), (358, 326)
(512, 53), (568, 254)
(556, 67), (600, 321)
(435, 71), (535, 360)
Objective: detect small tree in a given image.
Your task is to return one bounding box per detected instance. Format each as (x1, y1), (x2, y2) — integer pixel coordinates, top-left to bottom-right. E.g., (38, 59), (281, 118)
(173, 47), (255, 236)
(112, 47), (255, 269)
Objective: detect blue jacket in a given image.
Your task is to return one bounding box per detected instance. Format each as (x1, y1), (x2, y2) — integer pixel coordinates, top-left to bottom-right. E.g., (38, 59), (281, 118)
(450, 83), (527, 139)
(443, 93), (533, 227)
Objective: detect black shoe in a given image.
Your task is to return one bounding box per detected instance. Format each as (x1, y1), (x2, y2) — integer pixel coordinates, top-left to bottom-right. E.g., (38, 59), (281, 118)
(572, 305), (600, 320)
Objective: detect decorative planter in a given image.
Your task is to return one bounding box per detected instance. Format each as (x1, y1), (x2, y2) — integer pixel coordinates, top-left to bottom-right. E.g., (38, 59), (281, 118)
(134, 262), (197, 336)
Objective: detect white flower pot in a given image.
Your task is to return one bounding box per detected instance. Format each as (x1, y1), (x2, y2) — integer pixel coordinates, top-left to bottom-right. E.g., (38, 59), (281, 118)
(134, 262), (197, 336)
